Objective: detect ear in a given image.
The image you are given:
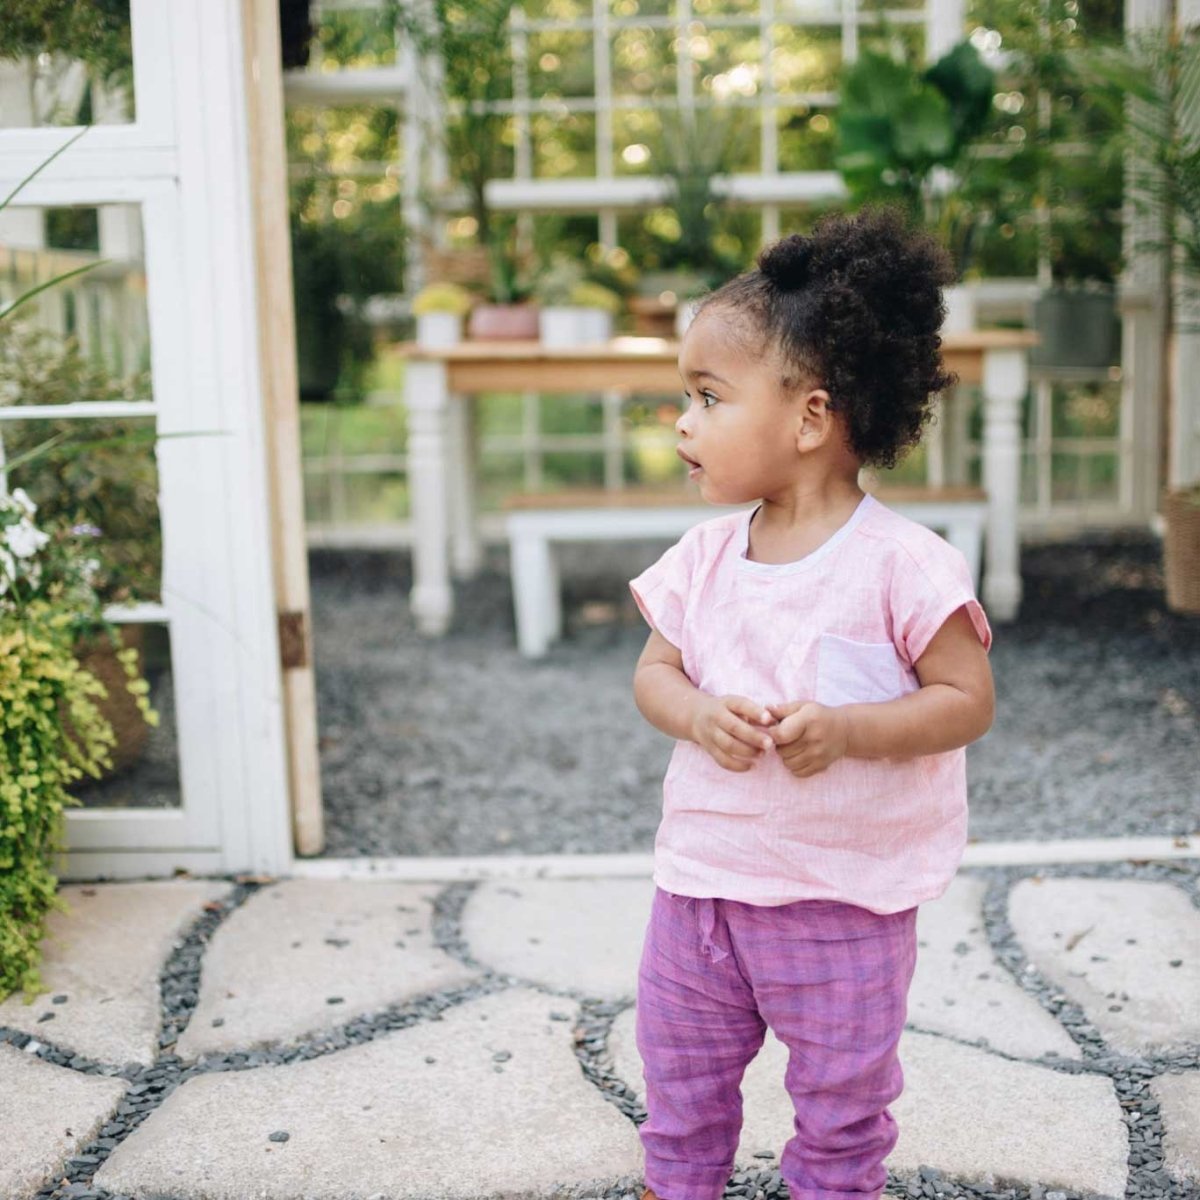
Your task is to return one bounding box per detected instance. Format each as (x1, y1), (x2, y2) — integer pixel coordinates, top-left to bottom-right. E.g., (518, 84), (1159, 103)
(794, 387), (836, 452)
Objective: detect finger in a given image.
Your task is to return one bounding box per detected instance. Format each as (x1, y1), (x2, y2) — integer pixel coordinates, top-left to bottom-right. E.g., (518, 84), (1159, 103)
(770, 711), (809, 746)
(715, 748), (754, 772)
(710, 724), (758, 763)
(722, 716), (774, 753)
(767, 701), (804, 722)
(726, 696), (776, 727)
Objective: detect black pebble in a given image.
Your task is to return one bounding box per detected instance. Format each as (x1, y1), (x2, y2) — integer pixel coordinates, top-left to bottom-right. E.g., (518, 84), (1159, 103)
(268, 1130), (290, 1143)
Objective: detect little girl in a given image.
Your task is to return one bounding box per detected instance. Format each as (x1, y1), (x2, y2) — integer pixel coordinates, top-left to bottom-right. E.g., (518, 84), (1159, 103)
(628, 205), (995, 1200)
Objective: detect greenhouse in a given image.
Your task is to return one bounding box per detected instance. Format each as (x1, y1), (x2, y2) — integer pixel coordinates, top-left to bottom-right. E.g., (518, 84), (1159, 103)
(2, 3), (1200, 1198)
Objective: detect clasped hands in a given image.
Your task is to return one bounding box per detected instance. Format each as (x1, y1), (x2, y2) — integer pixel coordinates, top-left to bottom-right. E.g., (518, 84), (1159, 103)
(690, 693), (850, 777)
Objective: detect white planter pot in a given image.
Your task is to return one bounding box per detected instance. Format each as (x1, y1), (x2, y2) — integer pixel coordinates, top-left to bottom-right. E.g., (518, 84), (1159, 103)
(539, 306), (582, 347)
(577, 307), (614, 343)
(675, 299), (701, 339)
(416, 311), (463, 348)
(942, 283), (977, 334)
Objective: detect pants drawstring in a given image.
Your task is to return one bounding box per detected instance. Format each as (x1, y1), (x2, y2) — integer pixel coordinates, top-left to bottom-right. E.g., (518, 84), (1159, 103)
(677, 895), (731, 964)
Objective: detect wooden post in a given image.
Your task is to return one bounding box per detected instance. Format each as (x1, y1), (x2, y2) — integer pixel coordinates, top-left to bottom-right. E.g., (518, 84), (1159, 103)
(242, 0), (324, 856)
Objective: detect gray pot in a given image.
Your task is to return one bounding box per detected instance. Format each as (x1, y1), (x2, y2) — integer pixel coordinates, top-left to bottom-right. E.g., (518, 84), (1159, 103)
(1030, 288), (1119, 370)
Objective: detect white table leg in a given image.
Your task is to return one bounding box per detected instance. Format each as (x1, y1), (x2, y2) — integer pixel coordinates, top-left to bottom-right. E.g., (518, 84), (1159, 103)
(405, 360), (453, 635)
(446, 393), (483, 578)
(981, 348), (1026, 621)
(510, 531), (561, 658)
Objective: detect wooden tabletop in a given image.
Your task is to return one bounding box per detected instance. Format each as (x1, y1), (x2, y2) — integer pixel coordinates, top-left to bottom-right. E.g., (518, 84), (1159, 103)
(398, 330), (1039, 362)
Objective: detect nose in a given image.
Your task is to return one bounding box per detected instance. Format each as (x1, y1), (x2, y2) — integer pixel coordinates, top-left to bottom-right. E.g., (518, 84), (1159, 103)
(675, 401), (694, 437)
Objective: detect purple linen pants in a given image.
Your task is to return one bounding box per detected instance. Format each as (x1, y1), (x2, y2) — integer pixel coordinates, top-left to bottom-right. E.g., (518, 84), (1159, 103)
(635, 886), (919, 1200)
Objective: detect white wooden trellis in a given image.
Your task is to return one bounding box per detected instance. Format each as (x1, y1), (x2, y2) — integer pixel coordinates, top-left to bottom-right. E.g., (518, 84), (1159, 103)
(0, 0), (295, 878)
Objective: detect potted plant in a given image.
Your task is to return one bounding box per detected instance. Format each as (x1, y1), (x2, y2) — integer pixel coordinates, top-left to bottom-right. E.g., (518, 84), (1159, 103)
(1079, 26), (1200, 611)
(531, 258), (621, 346)
(411, 280), (474, 347)
(834, 34), (996, 329)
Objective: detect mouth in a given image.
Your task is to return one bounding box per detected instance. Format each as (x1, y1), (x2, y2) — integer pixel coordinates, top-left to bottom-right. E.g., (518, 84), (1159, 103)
(676, 446), (702, 477)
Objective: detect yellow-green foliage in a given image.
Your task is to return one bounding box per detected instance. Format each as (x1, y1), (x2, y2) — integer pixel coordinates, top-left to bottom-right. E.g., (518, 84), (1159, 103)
(411, 281), (475, 316)
(0, 602), (152, 1002)
(568, 281), (622, 314)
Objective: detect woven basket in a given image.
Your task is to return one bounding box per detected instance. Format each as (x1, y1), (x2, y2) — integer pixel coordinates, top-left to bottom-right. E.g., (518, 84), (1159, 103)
(65, 624), (152, 780)
(1163, 487), (1200, 615)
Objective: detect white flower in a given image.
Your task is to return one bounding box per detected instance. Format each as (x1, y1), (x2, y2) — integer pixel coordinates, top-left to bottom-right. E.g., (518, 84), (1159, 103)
(5, 520), (49, 559)
(9, 487), (36, 517)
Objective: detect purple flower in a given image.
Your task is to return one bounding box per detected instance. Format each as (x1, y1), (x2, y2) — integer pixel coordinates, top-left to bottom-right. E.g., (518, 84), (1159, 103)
(70, 523), (103, 537)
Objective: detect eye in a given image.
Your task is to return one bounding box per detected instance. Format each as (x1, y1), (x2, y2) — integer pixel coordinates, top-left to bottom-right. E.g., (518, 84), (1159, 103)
(700, 390), (719, 408)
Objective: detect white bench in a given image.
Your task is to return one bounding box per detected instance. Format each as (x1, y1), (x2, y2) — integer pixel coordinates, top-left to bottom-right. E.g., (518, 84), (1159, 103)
(505, 486), (988, 658)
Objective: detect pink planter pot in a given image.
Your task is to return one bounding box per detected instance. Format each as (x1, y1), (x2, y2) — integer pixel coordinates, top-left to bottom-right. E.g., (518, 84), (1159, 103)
(467, 303), (540, 340)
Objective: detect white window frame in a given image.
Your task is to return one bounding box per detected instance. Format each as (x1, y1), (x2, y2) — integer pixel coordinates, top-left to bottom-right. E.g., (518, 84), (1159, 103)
(0, 0), (292, 878)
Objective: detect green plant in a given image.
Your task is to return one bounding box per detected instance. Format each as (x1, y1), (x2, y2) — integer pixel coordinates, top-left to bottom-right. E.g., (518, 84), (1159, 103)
(569, 281), (622, 314)
(532, 258), (588, 307)
(411, 281), (474, 316)
(0, 128), (159, 1002)
(645, 102), (748, 286)
(834, 34), (995, 278)
(0, 487), (158, 1002)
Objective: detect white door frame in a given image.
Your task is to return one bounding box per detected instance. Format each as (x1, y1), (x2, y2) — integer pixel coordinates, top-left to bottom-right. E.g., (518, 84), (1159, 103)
(0, 1), (293, 878)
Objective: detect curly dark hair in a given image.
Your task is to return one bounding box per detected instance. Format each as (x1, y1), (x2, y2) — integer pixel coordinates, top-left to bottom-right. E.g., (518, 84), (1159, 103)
(695, 205), (958, 470)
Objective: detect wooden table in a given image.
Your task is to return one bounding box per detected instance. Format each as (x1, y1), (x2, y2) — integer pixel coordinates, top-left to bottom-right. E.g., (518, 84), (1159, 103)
(399, 332), (1038, 636)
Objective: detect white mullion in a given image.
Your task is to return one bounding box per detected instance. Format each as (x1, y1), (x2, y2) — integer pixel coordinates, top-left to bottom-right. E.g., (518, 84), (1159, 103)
(602, 390), (623, 490)
(677, 0), (694, 111)
(512, 6), (532, 181)
(522, 392), (543, 491)
(0, 401), (157, 421)
(760, 0), (779, 243)
(595, 0), (613, 181)
(1037, 379), (1053, 516)
(844, 0), (859, 64)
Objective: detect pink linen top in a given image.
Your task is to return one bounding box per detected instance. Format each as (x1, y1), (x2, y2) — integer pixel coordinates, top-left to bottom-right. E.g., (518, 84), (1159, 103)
(629, 492), (993, 913)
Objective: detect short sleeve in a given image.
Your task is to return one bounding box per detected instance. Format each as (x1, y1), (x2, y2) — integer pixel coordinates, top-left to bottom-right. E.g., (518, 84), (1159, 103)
(890, 541), (993, 666)
(628, 531), (696, 649)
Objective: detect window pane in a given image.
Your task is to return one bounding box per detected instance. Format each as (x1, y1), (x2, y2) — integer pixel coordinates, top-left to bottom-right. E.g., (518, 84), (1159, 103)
(614, 107), (663, 175)
(0, 1), (134, 128)
(0, 411), (178, 811)
(1051, 451), (1085, 502)
(530, 30), (595, 98)
(68, 622), (181, 810)
(612, 0), (673, 18)
(611, 28), (677, 97)
(770, 24), (842, 94)
(314, 6), (398, 68)
(689, 25), (764, 98)
(1084, 452), (1120, 504)
(0, 203), (149, 384)
(533, 110), (598, 178)
(777, 104), (837, 171)
(1051, 379), (1121, 438)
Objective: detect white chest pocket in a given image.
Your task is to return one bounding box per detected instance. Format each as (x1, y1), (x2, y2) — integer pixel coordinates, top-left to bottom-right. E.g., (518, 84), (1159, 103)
(815, 633), (906, 707)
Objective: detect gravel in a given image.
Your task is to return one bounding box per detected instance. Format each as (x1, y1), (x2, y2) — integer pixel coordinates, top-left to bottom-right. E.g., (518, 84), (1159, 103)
(309, 530), (1200, 858)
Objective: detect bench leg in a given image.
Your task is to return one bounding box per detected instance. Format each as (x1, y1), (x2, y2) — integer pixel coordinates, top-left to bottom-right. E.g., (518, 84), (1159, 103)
(510, 534), (562, 658)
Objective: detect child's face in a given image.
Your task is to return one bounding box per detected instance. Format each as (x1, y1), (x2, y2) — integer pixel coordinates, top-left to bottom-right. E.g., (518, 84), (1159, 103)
(675, 308), (823, 505)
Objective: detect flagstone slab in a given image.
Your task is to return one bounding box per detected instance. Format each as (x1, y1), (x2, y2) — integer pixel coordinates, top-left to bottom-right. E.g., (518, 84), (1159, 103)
(98, 988), (644, 1200)
(0, 881), (228, 1065)
(0, 1043), (126, 1199)
(1009, 878), (1200, 1055)
(178, 880), (480, 1058)
(610, 1010), (1127, 1196)
(908, 876), (1080, 1060)
(460, 878), (656, 999)
(1152, 1071), (1200, 1182)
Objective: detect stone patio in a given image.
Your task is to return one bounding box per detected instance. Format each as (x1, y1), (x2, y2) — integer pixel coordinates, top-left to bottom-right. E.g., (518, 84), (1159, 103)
(1, 860), (1197, 1200)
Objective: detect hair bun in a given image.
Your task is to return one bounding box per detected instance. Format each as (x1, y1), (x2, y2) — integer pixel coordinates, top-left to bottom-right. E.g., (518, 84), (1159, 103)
(758, 234), (815, 292)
